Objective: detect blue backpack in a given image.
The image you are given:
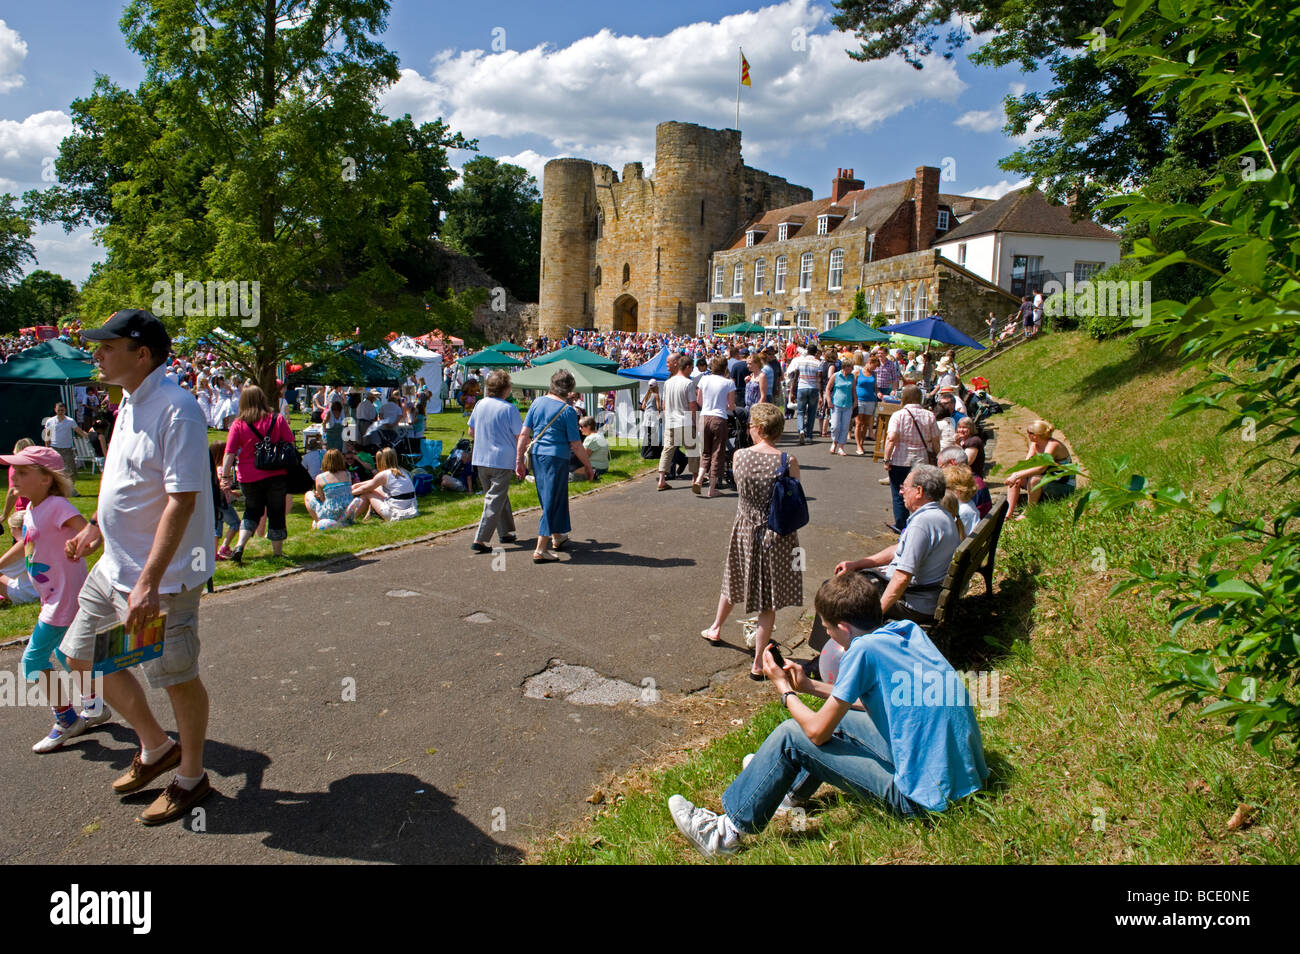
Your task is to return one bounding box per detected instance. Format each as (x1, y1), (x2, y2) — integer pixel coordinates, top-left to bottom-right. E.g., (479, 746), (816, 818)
(768, 452), (809, 535)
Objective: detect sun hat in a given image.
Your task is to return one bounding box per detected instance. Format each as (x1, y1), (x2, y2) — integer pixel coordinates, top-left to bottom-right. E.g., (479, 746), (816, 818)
(0, 446), (75, 495)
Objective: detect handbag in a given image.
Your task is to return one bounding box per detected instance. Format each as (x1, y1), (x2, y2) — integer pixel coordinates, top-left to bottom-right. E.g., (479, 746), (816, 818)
(284, 447), (314, 494)
(768, 452), (809, 535)
(903, 408), (938, 466)
(253, 414), (296, 470)
(525, 399), (568, 472)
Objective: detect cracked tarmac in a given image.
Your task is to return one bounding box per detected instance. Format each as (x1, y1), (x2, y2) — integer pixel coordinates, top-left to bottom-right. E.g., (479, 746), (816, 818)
(0, 431), (894, 863)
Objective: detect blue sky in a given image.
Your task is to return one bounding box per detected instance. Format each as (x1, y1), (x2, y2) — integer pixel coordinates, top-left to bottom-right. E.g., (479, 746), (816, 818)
(0, 0), (1043, 285)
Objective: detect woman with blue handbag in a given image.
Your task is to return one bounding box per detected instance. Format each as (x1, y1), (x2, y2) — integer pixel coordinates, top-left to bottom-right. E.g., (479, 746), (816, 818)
(515, 370), (595, 563)
(700, 402), (804, 680)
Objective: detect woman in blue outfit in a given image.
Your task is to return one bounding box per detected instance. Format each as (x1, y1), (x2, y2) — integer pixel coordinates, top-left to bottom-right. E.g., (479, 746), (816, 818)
(824, 362), (856, 456)
(515, 370), (595, 563)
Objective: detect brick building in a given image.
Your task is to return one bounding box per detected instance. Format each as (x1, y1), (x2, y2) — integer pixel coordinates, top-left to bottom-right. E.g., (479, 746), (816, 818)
(697, 166), (1020, 341)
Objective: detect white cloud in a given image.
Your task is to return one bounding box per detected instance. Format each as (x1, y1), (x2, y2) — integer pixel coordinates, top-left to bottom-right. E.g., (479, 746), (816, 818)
(28, 225), (98, 285)
(954, 109), (1002, 134)
(966, 178), (1031, 200)
(0, 20), (27, 94)
(494, 149), (555, 186)
(0, 110), (74, 188)
(381, 0), (966, 171)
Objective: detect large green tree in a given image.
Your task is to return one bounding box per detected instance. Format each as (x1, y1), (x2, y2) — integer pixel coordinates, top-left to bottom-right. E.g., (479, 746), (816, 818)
(441, 156), (542, 302)
(0, 194), (36, 287)
(830, 0), (1250, 302)
(27, 0), (478, 391)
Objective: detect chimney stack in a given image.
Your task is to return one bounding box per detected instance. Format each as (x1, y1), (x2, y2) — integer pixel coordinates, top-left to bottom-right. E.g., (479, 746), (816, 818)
(832, 167), (864, 204)
(913, 165), (940, 250)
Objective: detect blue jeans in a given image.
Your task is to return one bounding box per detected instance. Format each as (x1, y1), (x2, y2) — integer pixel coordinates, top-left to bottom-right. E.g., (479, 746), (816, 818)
(888, 464), (911, 529)
(721, 712), (919, 835)
(831, 405), (852, 444)
(796, 388), (818, 439)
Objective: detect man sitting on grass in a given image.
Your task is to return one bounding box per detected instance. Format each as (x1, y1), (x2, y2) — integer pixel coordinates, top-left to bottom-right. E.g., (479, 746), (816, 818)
(668, 571), (987, 858)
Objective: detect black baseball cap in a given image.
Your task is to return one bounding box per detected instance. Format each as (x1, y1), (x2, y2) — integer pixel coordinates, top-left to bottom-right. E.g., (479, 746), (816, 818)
(82, 309), (172, 359)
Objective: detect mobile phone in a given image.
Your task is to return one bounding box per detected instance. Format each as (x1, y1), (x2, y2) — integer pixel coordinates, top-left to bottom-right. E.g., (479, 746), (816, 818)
(767, 643), (785, 667)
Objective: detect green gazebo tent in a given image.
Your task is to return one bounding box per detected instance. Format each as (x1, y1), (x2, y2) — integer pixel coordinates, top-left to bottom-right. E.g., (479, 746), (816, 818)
(715, 320), (766, 335)
(0, 348), (98, 452)
(817, 318), (892, 344)
(530, 345), (618, 371)
(457, 349), (527, 369)
(486, 341), (529, 354)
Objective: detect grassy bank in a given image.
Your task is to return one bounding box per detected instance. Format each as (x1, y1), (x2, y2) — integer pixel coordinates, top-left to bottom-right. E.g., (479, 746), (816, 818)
(536, 331), (1299, 864)
(1, 407), (658, 643)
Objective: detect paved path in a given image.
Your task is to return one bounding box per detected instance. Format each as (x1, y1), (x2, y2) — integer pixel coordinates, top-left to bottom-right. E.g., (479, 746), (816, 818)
(0, 431), (899, 864)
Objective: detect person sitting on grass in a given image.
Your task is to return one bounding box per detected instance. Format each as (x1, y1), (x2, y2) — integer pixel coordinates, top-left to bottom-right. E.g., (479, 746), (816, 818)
(668, 571), (988, 859)
(304, 449), (365, 530)
(1005, 419), (1076, 519)
(571, 415), (609, 481)
(0, 510), (39, 606)
(350, 447), (418, 522)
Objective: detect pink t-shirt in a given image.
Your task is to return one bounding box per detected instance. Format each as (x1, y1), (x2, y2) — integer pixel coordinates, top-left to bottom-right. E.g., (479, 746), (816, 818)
(225, 414), (295, 483)
(22, 495), (88, 626)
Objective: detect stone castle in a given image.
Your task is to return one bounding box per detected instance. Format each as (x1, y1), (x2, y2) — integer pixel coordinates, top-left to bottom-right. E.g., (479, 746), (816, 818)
(538, 121), (811, 339)
(538, 120), (1039, 343)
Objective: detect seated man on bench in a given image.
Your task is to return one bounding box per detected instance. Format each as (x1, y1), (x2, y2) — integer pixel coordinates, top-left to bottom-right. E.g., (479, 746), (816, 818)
(668, 570), (988, 858)
(836, 463), (958, 624)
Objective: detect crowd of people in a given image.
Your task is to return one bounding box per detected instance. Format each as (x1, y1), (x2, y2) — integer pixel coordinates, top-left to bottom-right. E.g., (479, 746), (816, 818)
(3, 308), (1077, 855)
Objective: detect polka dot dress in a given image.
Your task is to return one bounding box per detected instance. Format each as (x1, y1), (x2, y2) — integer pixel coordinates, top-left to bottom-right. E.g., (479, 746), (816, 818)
(722, 448), (803, 613)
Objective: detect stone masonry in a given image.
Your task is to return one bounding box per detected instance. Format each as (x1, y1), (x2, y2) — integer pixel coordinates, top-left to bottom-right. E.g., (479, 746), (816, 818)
(538, 121), (810, 338)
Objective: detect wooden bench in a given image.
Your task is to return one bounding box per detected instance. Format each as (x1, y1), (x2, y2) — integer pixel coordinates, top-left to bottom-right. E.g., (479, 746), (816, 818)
(806, 495), (1010, 660)
(926, 494), (1009, 653)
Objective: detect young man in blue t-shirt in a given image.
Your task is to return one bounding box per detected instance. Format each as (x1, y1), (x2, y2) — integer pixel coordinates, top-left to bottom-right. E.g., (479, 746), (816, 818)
(669, 571), (988, 858)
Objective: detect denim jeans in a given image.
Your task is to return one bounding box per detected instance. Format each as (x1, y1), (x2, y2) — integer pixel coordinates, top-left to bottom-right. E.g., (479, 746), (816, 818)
(888, 464), (911, 529)
(721, 712), (919, 835)
(796, 388), (819, 439)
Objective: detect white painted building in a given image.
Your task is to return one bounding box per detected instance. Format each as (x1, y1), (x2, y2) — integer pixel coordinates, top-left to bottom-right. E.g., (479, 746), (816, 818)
(933, 189), (1121, 297)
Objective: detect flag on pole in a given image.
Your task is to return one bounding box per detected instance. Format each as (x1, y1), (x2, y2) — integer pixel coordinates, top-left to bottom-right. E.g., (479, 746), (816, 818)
(740, 50), (751, 87)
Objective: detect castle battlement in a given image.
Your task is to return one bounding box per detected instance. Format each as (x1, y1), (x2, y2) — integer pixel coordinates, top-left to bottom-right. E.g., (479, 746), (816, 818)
(538, 121), (811, 337)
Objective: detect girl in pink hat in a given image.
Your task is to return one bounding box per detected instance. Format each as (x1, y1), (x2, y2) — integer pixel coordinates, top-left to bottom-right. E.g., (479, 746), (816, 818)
(0, 445), (109, 752)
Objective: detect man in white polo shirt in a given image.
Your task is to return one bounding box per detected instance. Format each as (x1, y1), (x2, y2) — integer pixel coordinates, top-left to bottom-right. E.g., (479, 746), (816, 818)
(44, 402), (88, 496)
(61, 309), (216, 826)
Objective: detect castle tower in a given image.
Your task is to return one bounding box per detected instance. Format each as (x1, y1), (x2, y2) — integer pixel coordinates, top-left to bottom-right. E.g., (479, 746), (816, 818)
(538, 158), (597, 340)
(648, 122), (743, 333)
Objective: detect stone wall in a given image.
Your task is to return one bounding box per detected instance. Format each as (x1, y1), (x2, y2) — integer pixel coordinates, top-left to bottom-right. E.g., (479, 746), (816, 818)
(538, 120), (811, 339)
(701, 246), (1019, 339)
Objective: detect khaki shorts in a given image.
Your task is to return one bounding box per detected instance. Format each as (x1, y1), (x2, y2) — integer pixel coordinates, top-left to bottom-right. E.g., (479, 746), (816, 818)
(59, 562), (203, 689)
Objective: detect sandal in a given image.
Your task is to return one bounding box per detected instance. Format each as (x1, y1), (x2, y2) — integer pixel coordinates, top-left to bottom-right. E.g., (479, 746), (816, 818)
(551, 535), (570, 551)
(701, 628), (722, 644)
(749, 669), (765, 682)
(533, 550), (560, 563)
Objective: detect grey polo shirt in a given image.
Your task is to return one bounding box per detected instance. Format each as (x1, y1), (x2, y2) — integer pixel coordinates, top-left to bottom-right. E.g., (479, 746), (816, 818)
(884, 501), (959, 616)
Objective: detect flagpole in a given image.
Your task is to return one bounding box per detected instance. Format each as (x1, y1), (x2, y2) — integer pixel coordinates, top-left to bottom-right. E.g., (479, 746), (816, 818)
(735, 47), (742, 131)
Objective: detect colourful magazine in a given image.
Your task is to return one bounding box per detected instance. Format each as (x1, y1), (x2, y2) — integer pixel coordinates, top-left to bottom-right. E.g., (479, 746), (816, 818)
(93, 614), (167, 674)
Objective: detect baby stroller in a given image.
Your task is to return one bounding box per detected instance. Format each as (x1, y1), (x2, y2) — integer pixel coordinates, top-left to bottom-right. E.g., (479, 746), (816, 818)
(722, 407), (753, 488)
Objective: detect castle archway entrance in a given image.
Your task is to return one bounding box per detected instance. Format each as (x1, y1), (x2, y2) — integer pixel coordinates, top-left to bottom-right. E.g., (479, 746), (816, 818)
(613, 294), (638, 333)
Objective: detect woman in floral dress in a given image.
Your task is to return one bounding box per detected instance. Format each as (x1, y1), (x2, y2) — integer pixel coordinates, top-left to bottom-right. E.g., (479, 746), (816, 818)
(700, 402), (803, 679)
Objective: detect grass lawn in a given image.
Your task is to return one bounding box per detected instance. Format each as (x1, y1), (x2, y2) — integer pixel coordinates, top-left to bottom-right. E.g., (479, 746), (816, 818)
(1, 407), (659, 643)
(535, 331), (1300, 864)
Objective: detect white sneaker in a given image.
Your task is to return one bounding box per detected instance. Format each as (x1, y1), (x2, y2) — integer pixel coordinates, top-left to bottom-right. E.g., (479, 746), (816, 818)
(740, 753), (803, 815)
(32, 716), (87, 754)
(80, 702), (112, 727)
(668, 795), (742, 859)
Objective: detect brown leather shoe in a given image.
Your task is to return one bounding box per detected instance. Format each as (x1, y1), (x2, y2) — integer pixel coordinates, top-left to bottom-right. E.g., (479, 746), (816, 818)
(139, 774), (213, 826)
(112, 742), (183, 794)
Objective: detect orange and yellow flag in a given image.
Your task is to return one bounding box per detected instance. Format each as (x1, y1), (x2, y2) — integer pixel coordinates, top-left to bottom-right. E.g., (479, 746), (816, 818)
(740, 51), (751, 87)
